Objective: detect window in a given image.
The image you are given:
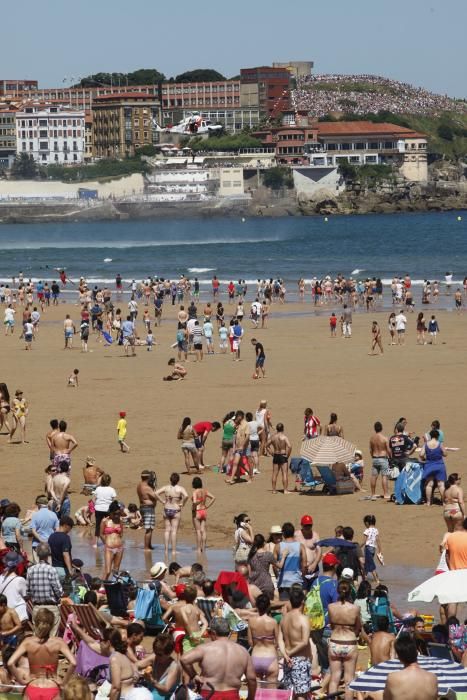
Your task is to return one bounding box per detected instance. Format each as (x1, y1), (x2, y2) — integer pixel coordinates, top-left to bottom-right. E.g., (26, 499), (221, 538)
(29, 142), (33, 150)
(384, 141), (394, 149)
(73, 141), (77, 151)
(22, 142), (26, 151)
(369, 142), (378, 150)
(39, 141), (48, 150)
(39, 130), (47, 138)
(73, 154), (78, 161)
(38, 119), (47, 127)
(54, 142), (58, 151)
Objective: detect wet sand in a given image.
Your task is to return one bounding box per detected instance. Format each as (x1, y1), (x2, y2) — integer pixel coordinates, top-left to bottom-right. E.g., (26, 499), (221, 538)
(2, 298), (466, 580)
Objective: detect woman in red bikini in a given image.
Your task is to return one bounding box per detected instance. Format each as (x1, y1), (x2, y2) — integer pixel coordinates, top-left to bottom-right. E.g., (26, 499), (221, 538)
(192, 477), (216, 554)
(7, 607), (76, 699)
(100, 501), (124, 580)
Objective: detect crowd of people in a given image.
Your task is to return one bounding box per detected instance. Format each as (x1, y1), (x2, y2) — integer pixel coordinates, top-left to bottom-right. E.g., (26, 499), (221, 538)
(291, 74), (467, 119)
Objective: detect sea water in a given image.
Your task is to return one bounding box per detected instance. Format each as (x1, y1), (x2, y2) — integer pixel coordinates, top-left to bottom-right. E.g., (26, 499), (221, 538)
(0, 211), (465, 291)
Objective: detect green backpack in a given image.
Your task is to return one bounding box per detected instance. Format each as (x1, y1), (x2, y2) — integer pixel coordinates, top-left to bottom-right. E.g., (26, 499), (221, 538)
(304, 579), (325, 631)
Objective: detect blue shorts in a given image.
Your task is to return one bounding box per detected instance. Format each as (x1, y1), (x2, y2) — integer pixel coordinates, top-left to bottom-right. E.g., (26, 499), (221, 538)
(256, 356), (265, 367)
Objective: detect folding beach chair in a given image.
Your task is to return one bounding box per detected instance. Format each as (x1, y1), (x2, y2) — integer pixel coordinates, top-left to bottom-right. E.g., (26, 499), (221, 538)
(70, 604), (106, 639)
(427, 641), (455, 661)
(316, 465), (353, 495)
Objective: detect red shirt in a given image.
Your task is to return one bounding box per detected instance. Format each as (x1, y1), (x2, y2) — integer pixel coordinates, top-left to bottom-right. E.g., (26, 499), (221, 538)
(228, 283), (235, 294)
(329, 316), (337, 327)
(304, 415), (320, 439)
(194, 421), (212, 436)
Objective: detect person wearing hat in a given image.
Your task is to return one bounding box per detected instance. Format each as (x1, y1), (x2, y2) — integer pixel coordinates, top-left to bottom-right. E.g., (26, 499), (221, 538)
(30, 495), (59, 563)
(150, 562), (175, 605)
(295, 515), (321, 590)
(0, 551), (28, 623)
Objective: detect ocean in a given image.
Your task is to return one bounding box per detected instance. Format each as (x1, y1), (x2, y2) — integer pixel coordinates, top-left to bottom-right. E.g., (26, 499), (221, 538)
(0, 211), (465, 292)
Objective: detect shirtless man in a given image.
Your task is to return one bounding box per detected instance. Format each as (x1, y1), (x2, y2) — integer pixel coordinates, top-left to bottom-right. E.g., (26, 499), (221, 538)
(370, 615), (395, 665)
(279, 587), (313, 700)
(383, 633), (437, 700)
(178, 306), (188, 325)
(50, 420), (78, 470)
(295, 515), (321, 589)
(48, 462), (71, 517)
(369, 421), (391, 500)
(266, 423), (292, 494)
(181, 616), (256, 700)
(226, 411), (250, 485)
(0, 593), (22, 654)
(63, 314), (75, 349)
(136, 470), (157, 550)
(82, 457), (104, 495)
(46, 419), (59, 461)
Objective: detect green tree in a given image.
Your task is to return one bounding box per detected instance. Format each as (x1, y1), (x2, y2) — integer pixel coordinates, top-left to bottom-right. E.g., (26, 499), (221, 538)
(77, 69), (165, 88)
(11, 153), (37, 179)
(437, 124), (454, 141)
(127, 68), (165, 85)
(174, 69), (226, 83)
(262, 167), (293, 190)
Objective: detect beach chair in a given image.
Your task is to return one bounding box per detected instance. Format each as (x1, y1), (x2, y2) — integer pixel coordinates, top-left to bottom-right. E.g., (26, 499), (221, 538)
(70, 604), (106, 639)
(290, 458), (322, 491)
(427, 641), (455, 661)
(316, 465), (353, 495)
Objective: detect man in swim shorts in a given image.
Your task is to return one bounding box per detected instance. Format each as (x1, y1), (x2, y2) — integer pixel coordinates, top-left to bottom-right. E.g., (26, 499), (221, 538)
(369, 421), (391, 500)
(136, 471), (157, 550)
(280, 587), (313, 700)
(181, 617), (256, 700)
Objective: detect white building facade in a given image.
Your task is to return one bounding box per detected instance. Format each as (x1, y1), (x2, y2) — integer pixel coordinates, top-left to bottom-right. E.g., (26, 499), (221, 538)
(16, 105), (85, 165)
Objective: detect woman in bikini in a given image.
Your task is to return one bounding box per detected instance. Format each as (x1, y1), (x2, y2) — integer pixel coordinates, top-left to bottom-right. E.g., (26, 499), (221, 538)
(191, 477), (216, 554)
(323, 412), (344, 438)
(327, 580), (361, 700)
(0, 383), (11, 436)
(177, 417), (200, 473)
(136, 633), (181, 700)
(7, 607), (76, 700)
(443, 473), (465, 532)
(100, 501), (124, 580)
(247, 594), (279, 685)
(109, 629), (152, 700)
(156, 473), (189, 558)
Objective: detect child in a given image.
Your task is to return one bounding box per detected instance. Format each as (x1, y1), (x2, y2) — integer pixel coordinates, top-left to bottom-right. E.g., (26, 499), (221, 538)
(74, 502), (93, 526)
(363, 514), (383, 585)
(80, 320), (89, 352)
(428, 315), (439, 345)
(329, 312), (337, 337)
(124, 503), (142, 529)
(117, 411), (130, 452)
(146, 327), (154, 352)
(67, 368), (79, 388)
(218, 322), (228, 354)
(349, 450), (365, 488)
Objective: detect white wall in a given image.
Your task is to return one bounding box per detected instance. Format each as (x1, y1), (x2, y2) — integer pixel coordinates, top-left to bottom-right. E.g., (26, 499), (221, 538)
(0, 173), (145, 199)
(292, 167), (343, 194)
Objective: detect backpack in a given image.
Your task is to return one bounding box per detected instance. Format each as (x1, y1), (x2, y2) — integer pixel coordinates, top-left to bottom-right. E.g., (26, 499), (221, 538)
(336, 545), (362, 578)
(176, 329), (185, 342)
(304, 579), (325, 631)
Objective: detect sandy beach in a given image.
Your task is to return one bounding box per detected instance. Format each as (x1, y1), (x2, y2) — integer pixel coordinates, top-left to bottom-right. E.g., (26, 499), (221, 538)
(2, 299), (466, 572)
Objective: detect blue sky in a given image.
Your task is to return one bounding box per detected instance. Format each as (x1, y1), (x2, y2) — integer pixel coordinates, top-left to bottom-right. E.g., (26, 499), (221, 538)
(4, 0), (466, 97)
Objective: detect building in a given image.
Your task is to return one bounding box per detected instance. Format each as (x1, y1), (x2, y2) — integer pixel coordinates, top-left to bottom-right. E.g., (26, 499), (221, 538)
(84, 113), (93, 162)
(219, 167), (244, 197)
(0, 106), (17, 169)
(161, 81), (240, 111)
(15, 104), (85, 165)
(240, 67), (291, 119)
(273, 62), (314, 80)
(254, 120), (428, 181)
(0, 79), (38, 96)
(92, 93), (161, 159)
(3, 84), (159, 112)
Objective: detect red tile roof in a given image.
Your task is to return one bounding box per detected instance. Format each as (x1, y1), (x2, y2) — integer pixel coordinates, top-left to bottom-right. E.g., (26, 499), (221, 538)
(314, 121), (425, 138)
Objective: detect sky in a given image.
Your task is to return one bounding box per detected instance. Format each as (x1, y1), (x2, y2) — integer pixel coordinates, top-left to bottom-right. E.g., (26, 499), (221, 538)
(3, 0), (466, 98)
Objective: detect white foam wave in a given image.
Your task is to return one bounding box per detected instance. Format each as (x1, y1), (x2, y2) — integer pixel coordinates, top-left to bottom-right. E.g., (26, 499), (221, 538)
(103, 258), (113, 263)
(0, 237), (279, 251)
(188, 267), (216, 273)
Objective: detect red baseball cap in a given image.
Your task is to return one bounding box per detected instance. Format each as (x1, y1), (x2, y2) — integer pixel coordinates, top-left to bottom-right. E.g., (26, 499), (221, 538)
(119, 411), (126, 417)
(322, 552), (339, 566)
(174, 584), (186, 598)
(301, 515), (313, 526)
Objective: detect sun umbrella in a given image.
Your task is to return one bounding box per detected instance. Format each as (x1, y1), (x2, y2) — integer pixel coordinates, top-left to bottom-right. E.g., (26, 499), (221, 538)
(300, 436), (357, 465)
(408, 570), (467, 605)
(349, 656), (467, 694)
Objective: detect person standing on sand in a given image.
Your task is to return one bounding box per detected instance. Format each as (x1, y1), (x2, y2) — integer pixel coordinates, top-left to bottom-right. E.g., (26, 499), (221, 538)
(63, 314), (75, 349)
(395, 309), (407, 345)
(279, 587), (313, 700)
(342, 304), (352, 338)
(369, 321), (384, 355)
(327, 580), (361, 700)
(251, 338), (266, 379)
(369, 421), (391, 500)
(266, 424), (292, 495)
(50, 420), (78, 470)
(155, 473), (188, 558)
(117, 411), (130, 453)
(137, 470), (158, 551)
(226, 411), (250, 485)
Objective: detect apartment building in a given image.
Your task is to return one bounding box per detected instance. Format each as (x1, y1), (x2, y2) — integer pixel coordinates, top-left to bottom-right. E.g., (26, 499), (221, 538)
(92, 93), (160, 159)
(240, 67), (291, 118)
(0, 107), (17, 168)
(0, 79), (38, 96)
(15, 104), (85, 165)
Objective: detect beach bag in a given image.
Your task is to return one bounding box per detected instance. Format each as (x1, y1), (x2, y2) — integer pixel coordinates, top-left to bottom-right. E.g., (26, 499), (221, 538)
(176, 329), (185, 343)
(304, 580), (325, 631)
